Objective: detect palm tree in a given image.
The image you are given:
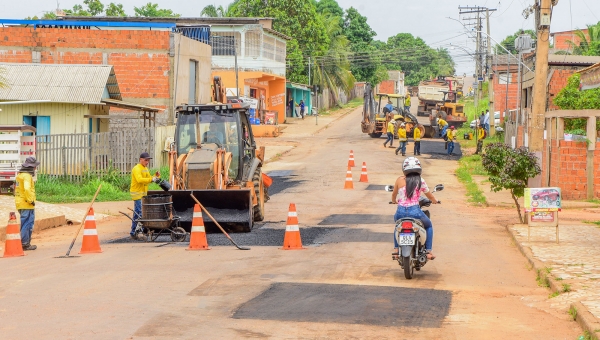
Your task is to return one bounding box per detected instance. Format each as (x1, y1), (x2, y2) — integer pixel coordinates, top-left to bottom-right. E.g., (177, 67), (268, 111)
(312, 14), (355, 107)
(201, 4), (228, 17)
(566, 23), (600, 56)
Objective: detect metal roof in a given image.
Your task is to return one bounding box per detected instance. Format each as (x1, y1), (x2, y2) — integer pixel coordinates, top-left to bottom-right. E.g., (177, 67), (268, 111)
(548, 54), (600, 65)
(0, 63), (122, 103)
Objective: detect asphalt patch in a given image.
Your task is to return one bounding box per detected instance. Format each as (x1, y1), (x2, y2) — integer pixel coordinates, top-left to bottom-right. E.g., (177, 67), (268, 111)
(365, 184), (386, 191)
(233, 282), (452, 327)
(266, 175), (305, 196)
(108, 227), (389, 246)
(319, 214), (391, 225)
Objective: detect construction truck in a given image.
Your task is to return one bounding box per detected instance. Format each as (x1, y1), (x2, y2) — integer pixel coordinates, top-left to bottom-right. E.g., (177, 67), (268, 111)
(0, 125), (37, 195)
(147, 76), (268, 233)
(360, 83), (426, 139)
(417, 76), (466, 129)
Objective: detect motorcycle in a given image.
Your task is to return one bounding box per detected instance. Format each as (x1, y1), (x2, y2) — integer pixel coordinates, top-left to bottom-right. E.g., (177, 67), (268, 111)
(385, 183), (444, 279)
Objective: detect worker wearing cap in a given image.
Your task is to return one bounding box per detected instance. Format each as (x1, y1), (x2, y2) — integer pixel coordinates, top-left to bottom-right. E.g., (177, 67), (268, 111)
(413, 125), (422, 156)
(404, 94), (411, 113)
(475, 123), (486, 154)
(447, 126), (457, 155)
(130, 152), (160, 239)
(384, 100), (394, 113)
(15, 156), (40, 251)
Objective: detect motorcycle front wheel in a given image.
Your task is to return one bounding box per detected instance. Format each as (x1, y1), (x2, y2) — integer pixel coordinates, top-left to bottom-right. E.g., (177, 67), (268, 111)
(403, 255), (414, 279)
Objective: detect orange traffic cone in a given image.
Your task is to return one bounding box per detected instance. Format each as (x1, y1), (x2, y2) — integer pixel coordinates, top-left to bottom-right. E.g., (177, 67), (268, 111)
(3, 212), (25, 258)
(359, 162), (369, 182)
(187, 204), (210, 250)
(344, 167), (354, 189)
(347, 150), (355, 168)
(282, 203), (303, 250)
(79, 207), (102, 254)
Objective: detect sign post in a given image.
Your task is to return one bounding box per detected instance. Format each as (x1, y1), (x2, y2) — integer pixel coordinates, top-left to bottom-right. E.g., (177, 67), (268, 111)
(524, 188), (561, 243)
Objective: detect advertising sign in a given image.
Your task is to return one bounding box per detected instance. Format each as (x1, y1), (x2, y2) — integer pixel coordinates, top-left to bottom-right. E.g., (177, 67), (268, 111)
(530, 211), (555, 222)
(524, 187), (561, 212)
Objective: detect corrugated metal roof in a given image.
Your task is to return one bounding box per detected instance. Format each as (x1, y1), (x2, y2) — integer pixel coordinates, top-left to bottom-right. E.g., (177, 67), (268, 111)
(548, 54), (600, 65)
(0, 63), (122, 103)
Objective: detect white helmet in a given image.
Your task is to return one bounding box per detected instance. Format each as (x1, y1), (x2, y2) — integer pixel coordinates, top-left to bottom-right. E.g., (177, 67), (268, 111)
(402, 157), (422, 175)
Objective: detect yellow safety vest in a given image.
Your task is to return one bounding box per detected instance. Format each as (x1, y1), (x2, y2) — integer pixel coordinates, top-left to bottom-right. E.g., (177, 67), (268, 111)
(477, 128), (485, 140)
(397, 128), (407, 141)
(130, 163), (153, 200)
(413, 127), (421, 142)
(15, 172), (35, 210)
(438, 119), (448, 128)
(387, 122), (395, 134)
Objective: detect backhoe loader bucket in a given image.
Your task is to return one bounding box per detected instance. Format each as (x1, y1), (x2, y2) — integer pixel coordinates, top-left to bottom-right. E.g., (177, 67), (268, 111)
(147, 189), (253, 233)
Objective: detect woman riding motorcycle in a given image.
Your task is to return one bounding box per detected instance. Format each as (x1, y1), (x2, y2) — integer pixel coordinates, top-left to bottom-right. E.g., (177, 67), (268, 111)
(391, 157), (439, 260)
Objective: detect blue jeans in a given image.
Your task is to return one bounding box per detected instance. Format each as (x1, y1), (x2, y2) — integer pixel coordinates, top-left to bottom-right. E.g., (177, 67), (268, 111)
(485, 123), (490, 134)
(384, 132), (394, 146)
(404, 105), (411, 112)
(395, 141), (407, 155)
(393, 205), (433, 251)
(447, 141), (455, 155)
(18, 209), (35, 245)
(131, 199), (142, 235)
(441, 125), (448, 138)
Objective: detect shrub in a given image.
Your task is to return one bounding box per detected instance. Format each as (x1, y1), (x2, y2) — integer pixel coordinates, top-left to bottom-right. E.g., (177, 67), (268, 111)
(482, 143), (541, 223)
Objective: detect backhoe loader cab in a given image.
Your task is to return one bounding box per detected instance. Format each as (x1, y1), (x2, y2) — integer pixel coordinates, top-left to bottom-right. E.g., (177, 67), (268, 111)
(148, 103), (267, 233)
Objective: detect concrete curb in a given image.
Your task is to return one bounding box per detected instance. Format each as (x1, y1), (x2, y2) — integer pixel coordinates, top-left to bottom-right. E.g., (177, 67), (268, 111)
(572, 301), (600, 340)
(505, 224), (599, 338)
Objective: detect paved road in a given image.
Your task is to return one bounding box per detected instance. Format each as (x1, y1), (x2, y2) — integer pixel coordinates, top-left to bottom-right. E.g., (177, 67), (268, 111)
(0, 106), (579, 339)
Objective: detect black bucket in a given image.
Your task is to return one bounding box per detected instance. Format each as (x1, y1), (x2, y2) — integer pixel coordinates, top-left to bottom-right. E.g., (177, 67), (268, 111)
(142, 194), (173, 229)
(157, 179), (171, 192)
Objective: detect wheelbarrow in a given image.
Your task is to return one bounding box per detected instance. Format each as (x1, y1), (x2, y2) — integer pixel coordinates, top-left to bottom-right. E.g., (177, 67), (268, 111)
(119, 194), (187, 242)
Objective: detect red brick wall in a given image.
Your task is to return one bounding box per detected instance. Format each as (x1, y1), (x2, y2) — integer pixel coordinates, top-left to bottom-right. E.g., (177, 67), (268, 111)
(378, 80), (395, 94)
(547, 69), (577, 110)
(553, 29), (589, 51)
(493, 73), (518, 114)
(545, 140), (599, 200)
(0, 27), (171, 100)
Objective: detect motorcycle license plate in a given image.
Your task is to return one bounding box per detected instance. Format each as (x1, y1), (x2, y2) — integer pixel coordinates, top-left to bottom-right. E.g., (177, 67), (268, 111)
(399, 233), (415, 246)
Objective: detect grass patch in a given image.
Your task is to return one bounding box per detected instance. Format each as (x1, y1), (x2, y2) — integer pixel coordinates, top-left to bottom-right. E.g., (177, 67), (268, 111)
(37, 166), (169, 204)
(584, 220), (600, 226)
(549, 291), (561, 298)
(569, 305), (578, 321)
(536, 269), (550, 288)
(555, 277), (564, 281)
(319, 97), (363, 115)
(455, 155), (488, 206)
(562, 283), (572, 293)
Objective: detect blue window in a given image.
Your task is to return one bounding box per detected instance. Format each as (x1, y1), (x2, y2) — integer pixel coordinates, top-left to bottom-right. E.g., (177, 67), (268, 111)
(23, 116), (51, 141)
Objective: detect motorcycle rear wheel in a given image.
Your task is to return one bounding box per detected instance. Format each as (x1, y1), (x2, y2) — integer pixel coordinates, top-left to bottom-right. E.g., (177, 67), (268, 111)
(403, 256), (414, 279)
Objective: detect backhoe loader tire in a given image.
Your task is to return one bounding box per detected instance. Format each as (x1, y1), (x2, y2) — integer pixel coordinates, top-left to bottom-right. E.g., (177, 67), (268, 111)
(369, 132), (382, 138)
(252, 167), (265, 222)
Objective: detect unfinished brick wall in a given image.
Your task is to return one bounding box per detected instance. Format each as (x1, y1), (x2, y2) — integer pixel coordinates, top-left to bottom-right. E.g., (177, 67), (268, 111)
(493, 73), (518, 114)
(542, 140), (599, 200)
(553, 30), (588, 51)
(0, 27), (172, 127)
(547, 69), (577, 111)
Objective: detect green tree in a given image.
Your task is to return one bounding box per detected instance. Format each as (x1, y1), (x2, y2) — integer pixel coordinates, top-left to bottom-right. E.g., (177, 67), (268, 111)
(553, 73), (600, 131)
(316, 0), (343, 18)
(106, 3), (127, 16)
(482, 143), (541, 223)
(312, 14), (355, 106)
(495, 29), (536, 55)
(134, 2), (180, 17)
(343, 7), (386, 85)
(201, 4), (228, 17)
(64, 0), (105, 16)
(229, 0), (329, 83)
(566, 22), (600, 56)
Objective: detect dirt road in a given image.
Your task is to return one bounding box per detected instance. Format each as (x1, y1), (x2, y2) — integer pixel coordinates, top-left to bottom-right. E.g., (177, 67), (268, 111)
(0, 106), (579, 339)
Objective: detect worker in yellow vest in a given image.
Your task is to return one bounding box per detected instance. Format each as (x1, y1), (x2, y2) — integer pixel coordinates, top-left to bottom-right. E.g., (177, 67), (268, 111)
(395, 123), (408, 156)
(438, 118), (448, 139)
(475, 124), (486, 154)
(447, 126), (456, 155)
(413, 126), (421, 156)
(383, 120), (395, 148)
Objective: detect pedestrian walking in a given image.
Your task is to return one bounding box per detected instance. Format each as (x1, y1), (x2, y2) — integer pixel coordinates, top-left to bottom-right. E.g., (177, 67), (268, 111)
(383, 120), (395, 148)
(484, 110), (490, 134)
(404, 94), (411, 113)
(395, 123), (408, 156)
(299, 100), (305, 119)
(413, 125), (421, 155)
(130, 152), (160, 239)
(14, 156), (40, 251)
(447, 126), (456, 155)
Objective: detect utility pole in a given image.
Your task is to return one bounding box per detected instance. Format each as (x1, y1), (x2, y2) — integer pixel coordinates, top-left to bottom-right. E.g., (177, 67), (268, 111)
(486, 8), (495, 136)
(474, 20), (480, 109)
(530, 0), (554, 186)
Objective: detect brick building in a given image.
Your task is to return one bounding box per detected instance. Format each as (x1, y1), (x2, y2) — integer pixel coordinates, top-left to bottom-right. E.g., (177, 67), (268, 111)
(0, 19), (212, 130)
(551, 29), (589, 52)
(492, 54), (519, 118)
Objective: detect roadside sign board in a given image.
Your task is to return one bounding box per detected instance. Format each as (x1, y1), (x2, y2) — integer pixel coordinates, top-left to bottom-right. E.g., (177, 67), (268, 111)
(524, 187), (561, 212)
